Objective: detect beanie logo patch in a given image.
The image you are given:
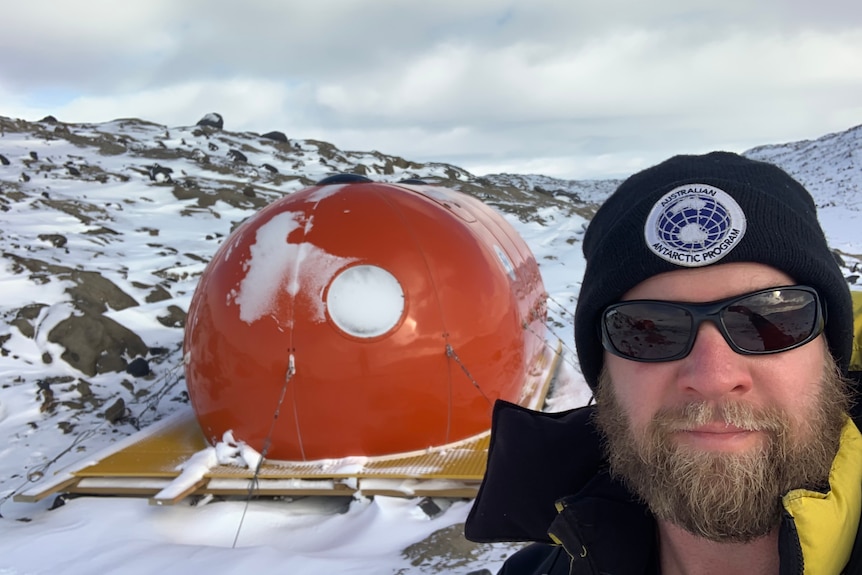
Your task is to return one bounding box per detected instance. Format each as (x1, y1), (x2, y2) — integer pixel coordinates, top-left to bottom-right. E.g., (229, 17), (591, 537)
(644, 184), (747, 267)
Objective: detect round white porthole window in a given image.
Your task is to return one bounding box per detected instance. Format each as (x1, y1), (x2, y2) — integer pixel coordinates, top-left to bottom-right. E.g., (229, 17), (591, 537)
(326, 265), (405, 338)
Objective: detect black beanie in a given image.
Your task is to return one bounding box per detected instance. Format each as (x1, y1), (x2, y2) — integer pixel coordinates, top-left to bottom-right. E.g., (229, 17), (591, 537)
(574, 151), (853, 389)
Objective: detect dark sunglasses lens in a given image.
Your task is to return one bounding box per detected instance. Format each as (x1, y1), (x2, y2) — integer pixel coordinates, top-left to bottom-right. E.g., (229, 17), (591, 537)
(604, 303), (692, 359)
(721, 289), (819, 352)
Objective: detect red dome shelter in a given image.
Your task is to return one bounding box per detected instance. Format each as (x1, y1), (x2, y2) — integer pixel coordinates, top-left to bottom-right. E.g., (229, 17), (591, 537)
(183, 177), (547, 460)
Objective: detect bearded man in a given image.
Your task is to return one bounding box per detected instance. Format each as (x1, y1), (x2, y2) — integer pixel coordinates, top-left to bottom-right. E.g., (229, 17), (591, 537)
(465, 152), (862, 574)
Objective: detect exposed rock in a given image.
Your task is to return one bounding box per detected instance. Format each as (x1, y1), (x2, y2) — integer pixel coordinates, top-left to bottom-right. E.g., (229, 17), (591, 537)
(397, 523), (523, 574)
(38, 380), (56, 413)
(38, 115), (58, 124)
(37, 194), (111, 225)
(37, 234), (67, 248)
(261, 131), (288, 143)
(11, 304), (48, 338)
(262, 163), (278, 174)
(227, 149), (248, 163)
(148, 164), (174, 183)
(103, 397), (127, 423)
(316, 174), (372, 185)
(143, 284), (172, 303)
(0, 154), (9, 165)
(83, 226), (121, 238)
(67, 270), (138, 315)
(125, 357), (150, 377)
(196, 113), (224, 130)
(0, 333), (12, 354)
(171, 181), (268, 211)
(157, 305), (187, 328)
(48, 312), (148, 376)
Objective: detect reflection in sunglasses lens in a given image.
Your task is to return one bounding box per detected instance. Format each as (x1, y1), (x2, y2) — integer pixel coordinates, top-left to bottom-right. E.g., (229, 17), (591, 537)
(602, 288), (819, 361)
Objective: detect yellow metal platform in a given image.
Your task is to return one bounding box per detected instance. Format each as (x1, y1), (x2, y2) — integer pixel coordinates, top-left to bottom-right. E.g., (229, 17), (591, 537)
(16, 341), (562, 505)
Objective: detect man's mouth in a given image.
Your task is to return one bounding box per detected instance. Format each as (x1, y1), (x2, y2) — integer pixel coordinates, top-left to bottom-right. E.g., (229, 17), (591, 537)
(672, 424), (763, 452)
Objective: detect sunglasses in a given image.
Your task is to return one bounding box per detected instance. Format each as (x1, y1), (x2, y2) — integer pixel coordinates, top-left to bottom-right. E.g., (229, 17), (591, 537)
(600, 285), (825, 362)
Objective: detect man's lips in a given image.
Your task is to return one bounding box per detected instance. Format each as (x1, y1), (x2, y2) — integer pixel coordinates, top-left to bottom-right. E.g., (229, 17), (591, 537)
(684, 422), (752, 434)
(672, 423), (762, 450)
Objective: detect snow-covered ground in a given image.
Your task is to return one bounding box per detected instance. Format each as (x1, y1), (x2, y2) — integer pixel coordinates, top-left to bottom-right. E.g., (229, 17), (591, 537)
(0, 114), (859, 574)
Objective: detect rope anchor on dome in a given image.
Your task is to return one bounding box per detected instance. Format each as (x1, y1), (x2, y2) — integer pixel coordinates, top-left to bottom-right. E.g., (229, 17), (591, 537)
(445, 344), (492, 407)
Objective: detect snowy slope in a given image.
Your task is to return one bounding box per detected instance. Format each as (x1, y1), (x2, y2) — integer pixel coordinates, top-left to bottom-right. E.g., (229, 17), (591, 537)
(744, 124), (862, 258)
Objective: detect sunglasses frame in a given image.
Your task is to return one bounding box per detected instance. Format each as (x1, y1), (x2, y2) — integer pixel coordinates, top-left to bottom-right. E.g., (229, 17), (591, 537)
(599, 285), (826, 362)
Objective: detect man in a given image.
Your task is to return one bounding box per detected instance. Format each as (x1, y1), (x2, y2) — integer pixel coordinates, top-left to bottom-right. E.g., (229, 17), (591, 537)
(465, 152), (862, 574)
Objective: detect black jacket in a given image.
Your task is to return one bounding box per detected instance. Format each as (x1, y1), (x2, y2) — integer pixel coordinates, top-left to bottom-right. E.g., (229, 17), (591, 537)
(465, 393), (862, 575)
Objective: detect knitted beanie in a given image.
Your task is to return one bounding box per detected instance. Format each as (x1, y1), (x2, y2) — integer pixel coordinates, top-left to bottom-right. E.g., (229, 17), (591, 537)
(574, 151), (853, 389)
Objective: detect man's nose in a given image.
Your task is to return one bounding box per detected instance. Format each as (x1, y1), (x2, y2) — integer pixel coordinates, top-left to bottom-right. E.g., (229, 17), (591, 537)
(675, 322), (754, 399)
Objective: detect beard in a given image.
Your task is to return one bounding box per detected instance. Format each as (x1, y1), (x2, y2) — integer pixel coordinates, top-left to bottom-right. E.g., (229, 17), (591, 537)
(593, 355), (851, 543)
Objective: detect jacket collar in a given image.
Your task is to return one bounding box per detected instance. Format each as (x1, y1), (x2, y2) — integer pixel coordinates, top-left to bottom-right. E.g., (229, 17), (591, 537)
(781, 417), (862, 574)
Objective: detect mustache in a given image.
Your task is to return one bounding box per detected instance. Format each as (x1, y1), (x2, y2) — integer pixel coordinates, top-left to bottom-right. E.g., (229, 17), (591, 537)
(651, 402), (789, 434)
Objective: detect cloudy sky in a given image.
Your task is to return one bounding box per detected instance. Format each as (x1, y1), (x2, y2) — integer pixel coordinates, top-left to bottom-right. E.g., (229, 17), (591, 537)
(2, 0), (862, 179)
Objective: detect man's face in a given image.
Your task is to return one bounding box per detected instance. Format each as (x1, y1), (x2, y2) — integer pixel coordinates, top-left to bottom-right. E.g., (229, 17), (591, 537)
(595, 262), (849, 542)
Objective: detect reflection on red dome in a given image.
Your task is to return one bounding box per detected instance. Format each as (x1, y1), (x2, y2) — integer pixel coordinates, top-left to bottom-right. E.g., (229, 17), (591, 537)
(183, 180), (546, 460)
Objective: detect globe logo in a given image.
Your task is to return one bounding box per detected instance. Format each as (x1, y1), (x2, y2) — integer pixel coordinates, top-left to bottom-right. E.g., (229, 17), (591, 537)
(656, 195), (731, 251)
(644, 184), (747, 267)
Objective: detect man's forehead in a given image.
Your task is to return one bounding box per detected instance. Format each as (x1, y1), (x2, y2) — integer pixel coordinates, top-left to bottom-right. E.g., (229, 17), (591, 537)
(620, 262), (797, 303)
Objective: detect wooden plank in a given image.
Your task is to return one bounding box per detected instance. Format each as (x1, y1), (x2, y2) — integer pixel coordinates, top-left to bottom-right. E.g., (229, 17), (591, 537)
(12, 476), (80, 503)
(362, 487), (478, 499)
(150, 477), (210, 506)
(52, 478), (177, 498)
(519, 339), (562, 410)
(204, 479), (356, 498)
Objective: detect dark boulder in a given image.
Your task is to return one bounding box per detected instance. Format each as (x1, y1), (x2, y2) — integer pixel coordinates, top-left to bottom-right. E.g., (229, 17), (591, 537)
(228, 149), (248, 163)
(103, 397), (128, 423)
(38, 234), (68, 248)
(148, 164), (174, 183)
(126, 357), (151, 377)
(261, 130), (288, 143)
(316, 174), (373, 185)
(196, 113), (224, 129)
